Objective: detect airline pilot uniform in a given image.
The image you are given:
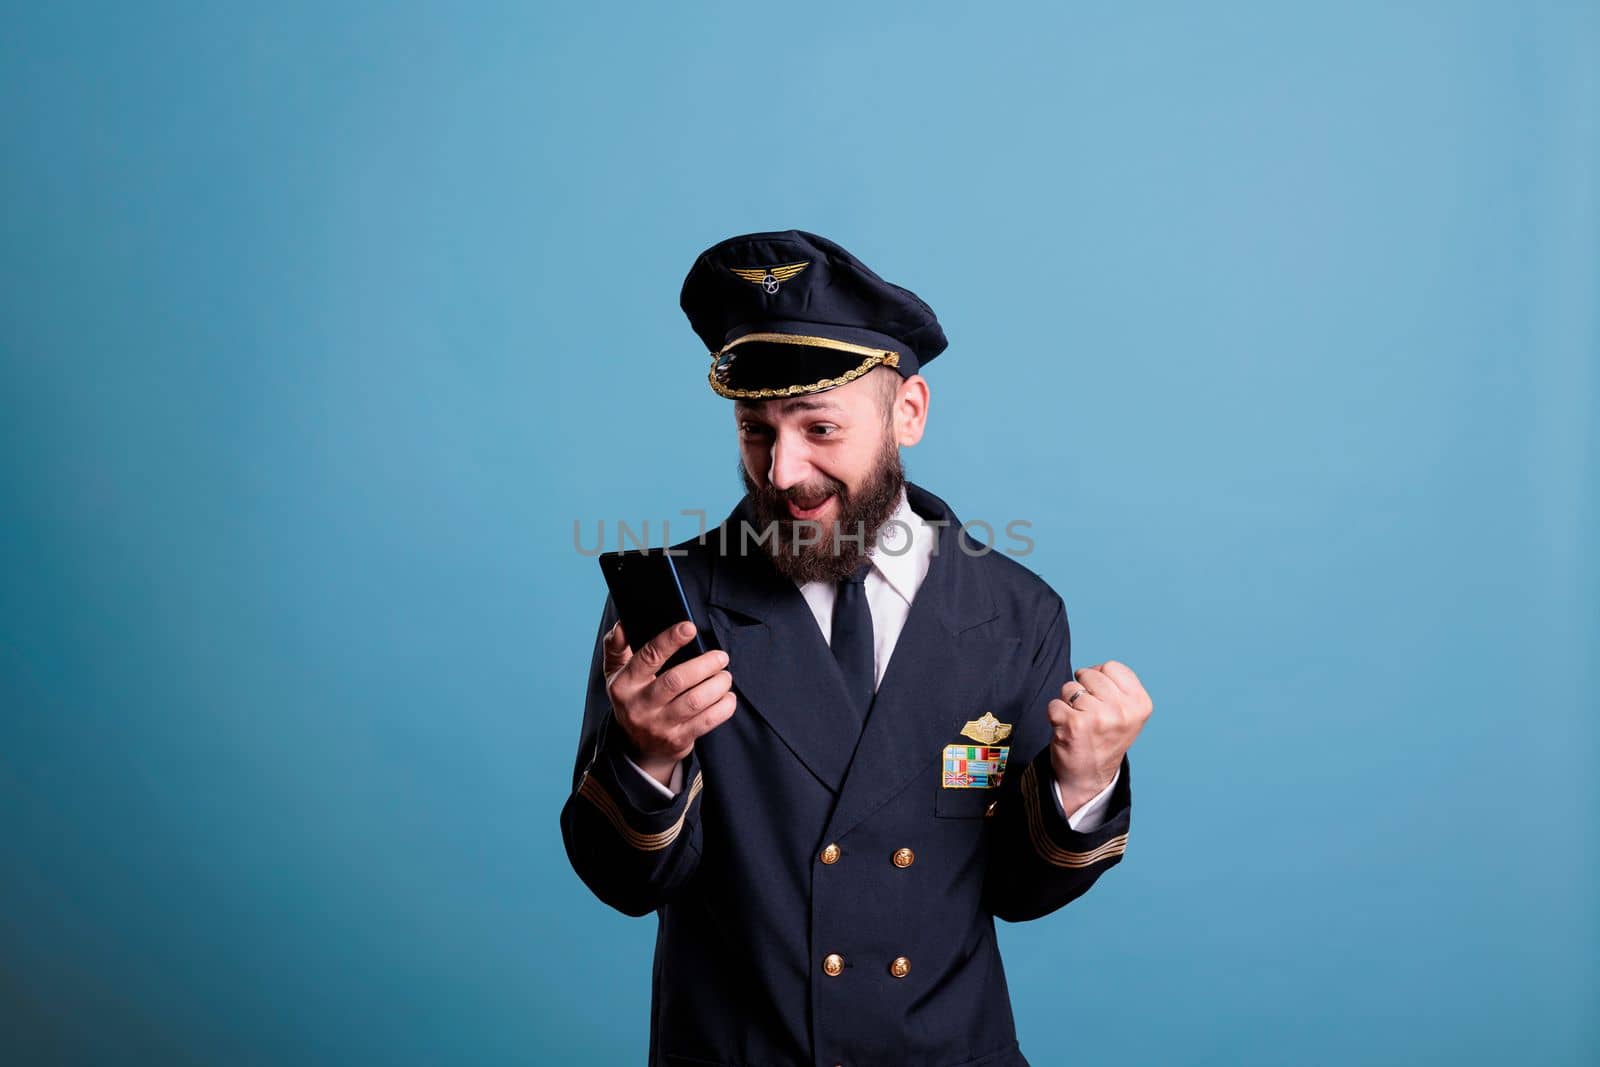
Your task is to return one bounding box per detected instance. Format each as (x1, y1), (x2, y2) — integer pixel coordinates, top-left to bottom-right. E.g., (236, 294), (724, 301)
(560, 229), (1136, 1065)
(560, 483), (1132, 1066)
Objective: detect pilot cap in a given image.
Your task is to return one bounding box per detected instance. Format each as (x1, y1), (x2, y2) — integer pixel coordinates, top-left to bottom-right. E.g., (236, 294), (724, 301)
(679, 229), (947, 399)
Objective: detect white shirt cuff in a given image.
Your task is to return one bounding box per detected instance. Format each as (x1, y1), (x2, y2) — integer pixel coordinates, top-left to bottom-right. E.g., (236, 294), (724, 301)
(1054, 768), (1120, 832)
(624, 753), (684, 799)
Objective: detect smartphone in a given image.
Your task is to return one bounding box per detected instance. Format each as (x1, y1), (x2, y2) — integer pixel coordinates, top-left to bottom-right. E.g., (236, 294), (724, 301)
(597, 549), (708, 674)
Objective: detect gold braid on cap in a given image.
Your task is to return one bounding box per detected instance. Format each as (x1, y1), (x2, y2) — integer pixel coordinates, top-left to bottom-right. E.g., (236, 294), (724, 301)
(708, 332), (901, 399)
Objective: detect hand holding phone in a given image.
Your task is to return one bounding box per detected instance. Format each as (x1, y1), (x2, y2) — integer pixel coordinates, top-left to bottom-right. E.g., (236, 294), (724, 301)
(597, 552), (737, 783)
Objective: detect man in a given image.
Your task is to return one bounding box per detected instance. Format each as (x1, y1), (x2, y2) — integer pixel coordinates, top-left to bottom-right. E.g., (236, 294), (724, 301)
(561, 230), (1153, 1066)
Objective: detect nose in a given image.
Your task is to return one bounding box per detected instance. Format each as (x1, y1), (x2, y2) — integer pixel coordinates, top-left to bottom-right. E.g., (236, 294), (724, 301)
(767, 431), (812, 492)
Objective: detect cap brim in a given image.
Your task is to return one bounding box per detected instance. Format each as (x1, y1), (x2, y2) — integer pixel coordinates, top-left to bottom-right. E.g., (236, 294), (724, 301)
(707, 329), (914, 400)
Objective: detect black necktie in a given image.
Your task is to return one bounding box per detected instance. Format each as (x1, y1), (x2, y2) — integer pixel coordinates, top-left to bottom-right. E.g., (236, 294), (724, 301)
(830, 561), (876, 722)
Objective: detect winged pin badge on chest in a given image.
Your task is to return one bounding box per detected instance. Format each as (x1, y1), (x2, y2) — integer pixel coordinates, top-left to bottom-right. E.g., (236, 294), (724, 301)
(960, 712), (1013, 746)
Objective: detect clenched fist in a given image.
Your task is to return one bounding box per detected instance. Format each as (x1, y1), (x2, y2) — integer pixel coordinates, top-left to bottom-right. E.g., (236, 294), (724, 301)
(604, 621), (737, 788)
(1049, 660), (1153, 813)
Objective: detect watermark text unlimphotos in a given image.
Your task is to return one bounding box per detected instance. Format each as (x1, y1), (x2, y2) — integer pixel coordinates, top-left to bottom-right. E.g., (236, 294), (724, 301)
(572, 510), (1036, 558)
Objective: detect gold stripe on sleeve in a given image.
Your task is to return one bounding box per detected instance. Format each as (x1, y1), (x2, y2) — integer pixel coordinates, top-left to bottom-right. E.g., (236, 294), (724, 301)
(1019, 762), (1129, 869)
(578, 770), (705, 852)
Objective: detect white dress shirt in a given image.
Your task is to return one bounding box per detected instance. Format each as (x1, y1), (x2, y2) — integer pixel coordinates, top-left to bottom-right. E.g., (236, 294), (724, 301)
(627, 489), (1120, 830)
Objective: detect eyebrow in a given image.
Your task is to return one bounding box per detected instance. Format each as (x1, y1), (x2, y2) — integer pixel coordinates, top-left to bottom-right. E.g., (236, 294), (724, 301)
(737, 398), (844, 417)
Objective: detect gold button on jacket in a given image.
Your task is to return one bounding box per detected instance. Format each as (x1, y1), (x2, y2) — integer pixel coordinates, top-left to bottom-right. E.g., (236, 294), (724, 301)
(822, 953), (845, 977)
(889, 956), (911, 979)
(820, 843), (841, 865)
(891, 847), (915, 868)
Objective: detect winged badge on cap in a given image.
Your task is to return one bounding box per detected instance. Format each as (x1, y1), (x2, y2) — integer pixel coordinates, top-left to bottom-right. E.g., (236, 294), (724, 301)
(729, 261), (810, 294)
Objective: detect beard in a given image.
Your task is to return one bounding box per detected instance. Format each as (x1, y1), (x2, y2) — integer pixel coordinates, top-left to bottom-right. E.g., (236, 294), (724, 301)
(738, 434), (907, 584)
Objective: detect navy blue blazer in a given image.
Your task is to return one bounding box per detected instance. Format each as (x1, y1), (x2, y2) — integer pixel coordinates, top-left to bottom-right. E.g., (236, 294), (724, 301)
(561, 483), (1133, 1067)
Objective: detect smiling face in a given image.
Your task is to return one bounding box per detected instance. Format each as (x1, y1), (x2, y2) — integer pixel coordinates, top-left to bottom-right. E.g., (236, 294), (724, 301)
(735, 367), (929, 583)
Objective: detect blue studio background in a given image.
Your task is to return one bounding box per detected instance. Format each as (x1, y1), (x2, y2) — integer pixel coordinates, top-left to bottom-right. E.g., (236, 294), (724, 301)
(2, 3), (1594, 1065)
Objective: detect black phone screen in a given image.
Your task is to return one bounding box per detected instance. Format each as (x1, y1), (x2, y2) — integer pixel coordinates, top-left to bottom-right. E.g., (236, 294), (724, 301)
(597, 550), (708, 674)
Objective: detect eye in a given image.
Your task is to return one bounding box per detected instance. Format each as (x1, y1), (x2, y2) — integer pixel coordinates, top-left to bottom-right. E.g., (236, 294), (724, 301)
(739, 421), (773, 440)
(808, 423), (839, 437)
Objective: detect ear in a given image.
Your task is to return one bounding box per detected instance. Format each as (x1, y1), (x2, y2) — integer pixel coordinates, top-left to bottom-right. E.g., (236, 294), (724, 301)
(893, 374), (929, 447)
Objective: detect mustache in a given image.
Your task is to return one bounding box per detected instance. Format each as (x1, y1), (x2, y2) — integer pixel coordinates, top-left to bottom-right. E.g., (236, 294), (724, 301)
(755, 476), (848, 504)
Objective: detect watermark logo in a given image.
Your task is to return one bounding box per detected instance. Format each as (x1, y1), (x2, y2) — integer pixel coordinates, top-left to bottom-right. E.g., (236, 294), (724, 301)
(571, 510), (1036, 558)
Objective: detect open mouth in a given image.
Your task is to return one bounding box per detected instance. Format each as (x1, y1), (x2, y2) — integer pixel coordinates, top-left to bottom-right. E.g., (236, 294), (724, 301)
(785, 495), (834, 521)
